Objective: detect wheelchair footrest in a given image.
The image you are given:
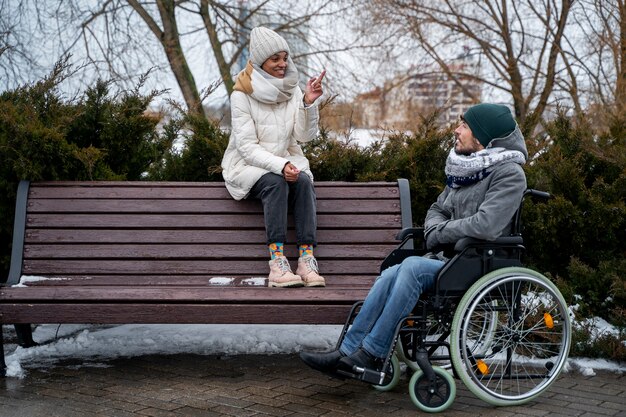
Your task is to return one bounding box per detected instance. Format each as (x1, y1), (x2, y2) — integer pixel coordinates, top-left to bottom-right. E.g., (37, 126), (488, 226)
(337, 366), (387, 385)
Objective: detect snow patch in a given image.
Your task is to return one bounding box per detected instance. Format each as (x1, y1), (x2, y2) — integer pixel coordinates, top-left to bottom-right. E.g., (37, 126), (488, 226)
(208, 277), (235, 286)
(241, 277), (267, 286)
(12, 275), (71, 287)
(4, 323), (342, 378)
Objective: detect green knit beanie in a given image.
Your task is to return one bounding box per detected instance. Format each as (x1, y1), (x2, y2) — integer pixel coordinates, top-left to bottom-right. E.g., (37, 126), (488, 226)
(463, 103), (516, 147)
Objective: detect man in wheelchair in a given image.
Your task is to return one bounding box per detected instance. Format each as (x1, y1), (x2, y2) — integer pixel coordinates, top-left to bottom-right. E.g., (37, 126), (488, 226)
(301, 102), (528, 379)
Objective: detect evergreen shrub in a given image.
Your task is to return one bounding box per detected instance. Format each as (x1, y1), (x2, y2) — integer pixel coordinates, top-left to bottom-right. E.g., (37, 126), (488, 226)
(146, 110), (228, 181)
(523, 110), (625, 343)
(0, 63), (170, 277)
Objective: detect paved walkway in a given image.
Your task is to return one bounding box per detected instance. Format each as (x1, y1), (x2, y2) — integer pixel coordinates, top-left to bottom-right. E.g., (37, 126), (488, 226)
(0, 351), (624, 417)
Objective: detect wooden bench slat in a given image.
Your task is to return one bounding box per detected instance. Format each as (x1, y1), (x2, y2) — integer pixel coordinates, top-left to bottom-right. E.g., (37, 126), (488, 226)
(29, 183), (231, 200)
(0, 287), (371, 302)
(23, 243), (397, 259)
(27, 198), (400, 214)
(29, 182), (401, 200)
(30, 181), (398, 187)
(26, 213), (402, 229)
(8, 275), (377, 287)
(22, 259), (384, 275)
(25, 229), (399, 244)
(0, 304), (362, 324)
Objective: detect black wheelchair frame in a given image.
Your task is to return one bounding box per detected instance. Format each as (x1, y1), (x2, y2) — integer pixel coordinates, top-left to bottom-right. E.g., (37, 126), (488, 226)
(333, 189), (571, 412)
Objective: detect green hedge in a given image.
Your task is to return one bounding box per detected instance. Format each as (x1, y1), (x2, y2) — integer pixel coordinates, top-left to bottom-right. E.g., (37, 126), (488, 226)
(523, 111), (625, 326)
(0, 65), (171, 274)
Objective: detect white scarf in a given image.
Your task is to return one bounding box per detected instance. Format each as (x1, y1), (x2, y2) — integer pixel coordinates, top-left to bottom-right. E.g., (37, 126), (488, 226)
(445, 147), (526, 188)
(233, 58), (299, 104)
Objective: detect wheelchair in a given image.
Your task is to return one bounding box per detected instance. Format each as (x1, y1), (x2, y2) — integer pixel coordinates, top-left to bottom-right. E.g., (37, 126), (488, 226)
(334, 189), (571, 413)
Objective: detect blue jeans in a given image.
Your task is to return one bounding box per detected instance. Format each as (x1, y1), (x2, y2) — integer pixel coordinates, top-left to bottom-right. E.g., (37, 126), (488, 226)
(340, 256), (444, 358)
(248, 172), (317, 245)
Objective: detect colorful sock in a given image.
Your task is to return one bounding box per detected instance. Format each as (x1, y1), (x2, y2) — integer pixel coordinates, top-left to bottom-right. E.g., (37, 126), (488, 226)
(298, 244), (314, 258)
(269, 242), (284, 259)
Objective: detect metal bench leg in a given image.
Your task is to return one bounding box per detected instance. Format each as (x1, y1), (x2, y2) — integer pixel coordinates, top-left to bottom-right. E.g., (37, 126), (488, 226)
(1, 325), (6, 376)
(15, 324), (37, 348)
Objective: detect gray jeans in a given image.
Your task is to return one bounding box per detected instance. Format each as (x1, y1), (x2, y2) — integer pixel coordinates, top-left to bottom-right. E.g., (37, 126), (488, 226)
(248, 172), (317, 246)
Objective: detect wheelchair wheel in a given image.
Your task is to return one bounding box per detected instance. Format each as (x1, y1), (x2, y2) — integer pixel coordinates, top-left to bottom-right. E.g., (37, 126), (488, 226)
(450, 267), (571, 406)
(372, 353), (401, 391)
(409, 366), (456, 412)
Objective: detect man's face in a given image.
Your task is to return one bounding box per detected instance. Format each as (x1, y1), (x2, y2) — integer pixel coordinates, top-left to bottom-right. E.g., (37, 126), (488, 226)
(261, 52), (288, 78)
(454, 120), (484, 155)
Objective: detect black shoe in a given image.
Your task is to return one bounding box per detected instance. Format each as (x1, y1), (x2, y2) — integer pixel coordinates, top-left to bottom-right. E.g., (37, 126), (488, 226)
(300, 350), (345, 378)
(337, 347), (384, 373)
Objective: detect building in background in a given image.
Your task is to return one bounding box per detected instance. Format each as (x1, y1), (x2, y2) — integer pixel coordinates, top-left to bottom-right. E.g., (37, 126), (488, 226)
(235, 1), (251, 72)
(354, 48), (481, 130)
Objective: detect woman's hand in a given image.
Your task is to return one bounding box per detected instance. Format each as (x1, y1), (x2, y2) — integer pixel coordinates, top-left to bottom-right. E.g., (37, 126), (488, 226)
(282, 162), (300, 182)
(304, 69), (326, 105)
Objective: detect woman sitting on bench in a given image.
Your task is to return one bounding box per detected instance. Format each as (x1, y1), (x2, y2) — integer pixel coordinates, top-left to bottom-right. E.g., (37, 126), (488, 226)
(221, 26), (327, 288)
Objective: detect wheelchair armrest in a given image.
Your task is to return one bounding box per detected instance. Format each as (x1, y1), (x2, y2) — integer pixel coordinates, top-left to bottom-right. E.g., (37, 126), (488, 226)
(454, 236), (524, 251)
(396, 227), (424, 241)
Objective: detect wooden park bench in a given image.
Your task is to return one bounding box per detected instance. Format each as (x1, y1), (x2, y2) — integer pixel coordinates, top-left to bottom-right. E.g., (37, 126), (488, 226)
(0, 179), (412, 372)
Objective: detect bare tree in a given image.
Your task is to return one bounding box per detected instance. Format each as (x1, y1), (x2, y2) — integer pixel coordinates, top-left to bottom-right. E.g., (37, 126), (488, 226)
(356, 0), (574, 134)
(564, 0), (625, 119)
(2, 0), (376, 119)
(0, 0), (42, 88)
(124, 0), (205, 115)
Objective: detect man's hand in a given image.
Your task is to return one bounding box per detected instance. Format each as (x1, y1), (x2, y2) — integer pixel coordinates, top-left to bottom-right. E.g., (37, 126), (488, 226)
(282, 162), (300, 182)
(425, 229), (440, 250)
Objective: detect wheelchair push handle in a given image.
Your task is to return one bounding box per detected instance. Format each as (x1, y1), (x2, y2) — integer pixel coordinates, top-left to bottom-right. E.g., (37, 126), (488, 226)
(511, 189), (552, 235)
(525, 189), (551, 200)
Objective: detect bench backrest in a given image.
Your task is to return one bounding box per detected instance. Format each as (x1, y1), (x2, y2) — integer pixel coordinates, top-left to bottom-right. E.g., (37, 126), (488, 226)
(6, 180), (412, 289)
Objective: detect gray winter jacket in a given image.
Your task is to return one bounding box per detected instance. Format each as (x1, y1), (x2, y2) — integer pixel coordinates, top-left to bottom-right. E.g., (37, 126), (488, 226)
(424, 126), (528, 249)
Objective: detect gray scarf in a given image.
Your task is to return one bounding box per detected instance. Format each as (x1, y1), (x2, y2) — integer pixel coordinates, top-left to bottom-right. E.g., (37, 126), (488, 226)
(445, 147), (526, 188)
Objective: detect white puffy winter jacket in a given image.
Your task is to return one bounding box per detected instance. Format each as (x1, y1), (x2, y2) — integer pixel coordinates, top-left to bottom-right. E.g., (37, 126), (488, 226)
(221, 88), (319, 200)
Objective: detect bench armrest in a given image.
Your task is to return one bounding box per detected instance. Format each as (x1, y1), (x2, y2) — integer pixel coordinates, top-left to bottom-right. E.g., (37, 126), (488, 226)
(396, 227), (424, 241)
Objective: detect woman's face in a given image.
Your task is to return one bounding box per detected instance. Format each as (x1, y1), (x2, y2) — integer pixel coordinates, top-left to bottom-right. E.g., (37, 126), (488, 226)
(261, 51), (288, 78)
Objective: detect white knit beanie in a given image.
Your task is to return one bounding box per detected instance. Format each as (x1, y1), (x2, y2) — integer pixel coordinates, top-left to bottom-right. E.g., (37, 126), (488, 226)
(249, 26), (290, 66)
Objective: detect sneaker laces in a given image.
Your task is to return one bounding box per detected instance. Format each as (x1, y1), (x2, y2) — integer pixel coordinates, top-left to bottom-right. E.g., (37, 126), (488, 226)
(302, 256), (319, 273)
(276, 257), (291, 273)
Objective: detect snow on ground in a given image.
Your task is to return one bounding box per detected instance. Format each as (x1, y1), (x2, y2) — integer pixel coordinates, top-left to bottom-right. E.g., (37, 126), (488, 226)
(344, 129), (388, 147)
(3, 321), (624, 379)
(329, 128), (406, 148)
(3, 323), (341, 378)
